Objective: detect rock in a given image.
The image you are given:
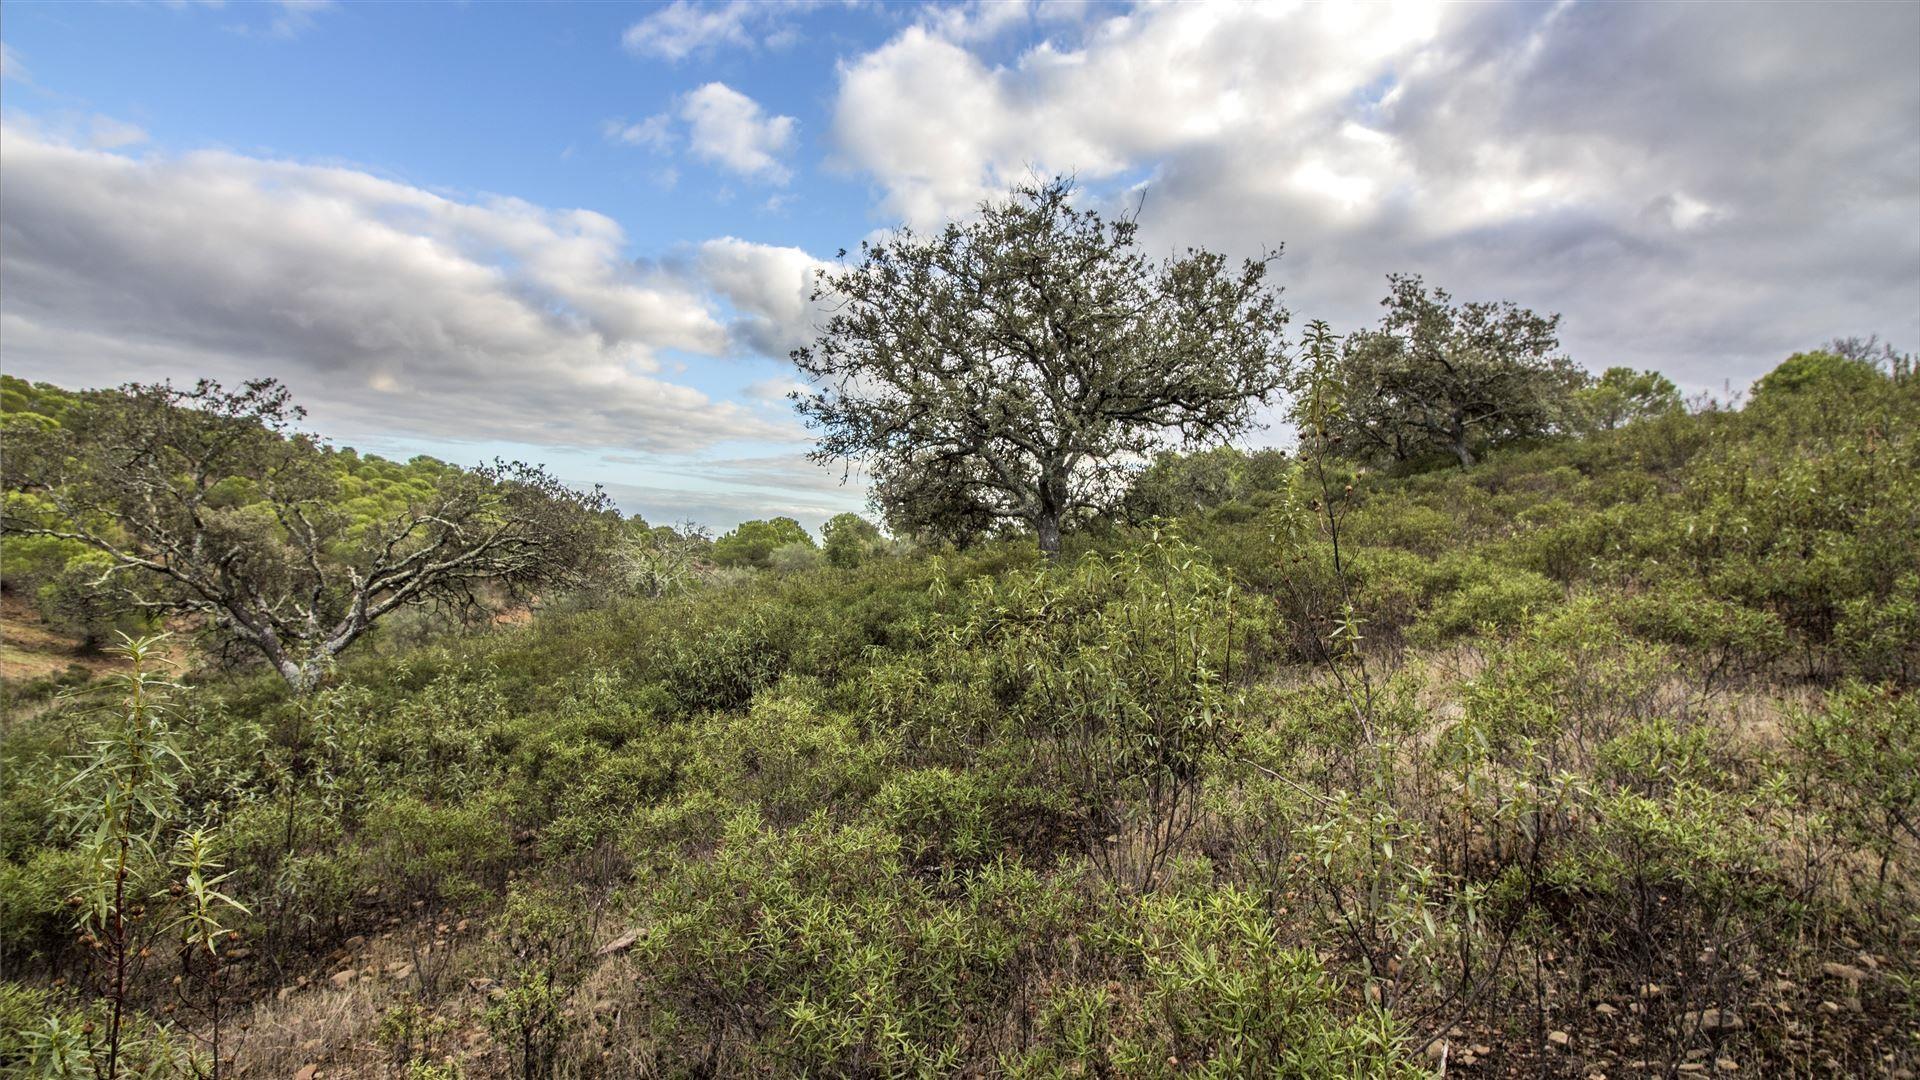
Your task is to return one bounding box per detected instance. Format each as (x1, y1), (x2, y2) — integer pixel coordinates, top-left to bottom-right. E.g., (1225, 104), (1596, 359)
(1425, 1039), (1449, 1062)
(1548, 1030), (1572, 1048)
(1472, 1044), (1492, 1056)
(1685, 1008), (1744, 1032)
(344, 935), (366, 949)
(1716, 1059), (1739, 1072)
(387, 963), (414, 981)
(1595, 1003), (1619, 1018)
(294, 1067), (318, 1080)
(1773, 979), (1797, 993)
(299, 1039), (321, 1053)
(224, 947), (252, 961)
(595, 929), (643, 957)
(328, 969), (355, 989)
(1639, 983), (1664, 999)
(468, 977), (495, 991)
(276, 986), (293, 1002)
(1679, 1066), (1706, 1075)
(1817, 1000), (1842, 1015)
(1822, 961), (1871, 982)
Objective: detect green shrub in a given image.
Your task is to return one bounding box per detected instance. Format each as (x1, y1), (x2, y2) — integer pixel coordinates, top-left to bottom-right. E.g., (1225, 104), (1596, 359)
(1411, 557), (1561, 644)
(1789, 683), (1919, 874)
(357, 791), (514, 911)
(874, 766), (1044, 871)
(1012, 884), (1423, 1079)
(1836, 575), (1920, 682)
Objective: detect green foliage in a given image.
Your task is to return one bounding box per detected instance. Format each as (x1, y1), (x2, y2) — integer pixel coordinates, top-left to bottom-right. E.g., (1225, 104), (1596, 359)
(794, 175), (1291, 555)
(3, 350), (1918, 1076)
(1574, 366), (1684, 432)
(1752, 349), (1887, 402)
(713, 516), (814, 568)
(874, 767), (1009, 870)
(821, 512), (887, 568)
(1113, 884), (1423, 1078)
(1319, 274), (1585, 468)
(484, 882), (591, 1079)
(1120, 446), (1290, 523)
(1, 378), (613, 692)
(1410, 556), (1561, 644)
(1789, 683), (1919, 871)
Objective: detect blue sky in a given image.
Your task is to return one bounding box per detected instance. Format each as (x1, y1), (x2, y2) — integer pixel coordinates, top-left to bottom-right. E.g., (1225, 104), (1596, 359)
(3, 1), (1916, 532)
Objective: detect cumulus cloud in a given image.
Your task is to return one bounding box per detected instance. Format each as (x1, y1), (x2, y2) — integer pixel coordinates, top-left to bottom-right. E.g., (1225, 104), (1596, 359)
(608, 84), (800, 186)
(690, 237), (829, 356)
(681, 83), (798, 184)
(830, 1), (1920, 390)
(0, 127), (798, 451)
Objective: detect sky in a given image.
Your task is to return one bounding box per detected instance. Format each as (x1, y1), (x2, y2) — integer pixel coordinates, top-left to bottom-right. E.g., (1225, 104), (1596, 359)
(2, 0), (1917, 533)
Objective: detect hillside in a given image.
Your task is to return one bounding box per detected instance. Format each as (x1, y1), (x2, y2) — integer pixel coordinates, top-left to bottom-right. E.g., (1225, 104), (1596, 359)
(2, 364), (1917, 1078)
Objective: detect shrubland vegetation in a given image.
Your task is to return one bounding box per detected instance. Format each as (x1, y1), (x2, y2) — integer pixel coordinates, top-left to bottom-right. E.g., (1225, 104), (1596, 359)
(2, 182), (1916, 1078)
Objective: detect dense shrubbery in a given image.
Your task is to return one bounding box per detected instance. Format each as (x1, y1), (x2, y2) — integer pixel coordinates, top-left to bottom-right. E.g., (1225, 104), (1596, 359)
(2, 358), (1916, 1076)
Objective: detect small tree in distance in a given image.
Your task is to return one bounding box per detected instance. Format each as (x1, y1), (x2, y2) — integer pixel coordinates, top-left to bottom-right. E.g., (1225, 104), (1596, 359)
(821, 512), (885, 569)
(792, 176), (1292, 556)
(1320, 274), (1584, 468)
(1, 379), (612, 693)
(1575, 367), (1684, 432)
(712, 517), (813, 568)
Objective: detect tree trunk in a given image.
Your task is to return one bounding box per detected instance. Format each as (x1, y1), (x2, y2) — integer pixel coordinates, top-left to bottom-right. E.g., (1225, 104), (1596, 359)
(1035, 510), (1062, 559)
(277, 658), (323, 696)
(1447, 416), (1476, 468)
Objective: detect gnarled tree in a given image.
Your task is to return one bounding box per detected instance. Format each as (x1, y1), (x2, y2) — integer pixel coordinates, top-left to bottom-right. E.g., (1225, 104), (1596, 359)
(792, 177), (1292, 556)
(1, 379), (611, 692)
(1323, 274), (1584, 468)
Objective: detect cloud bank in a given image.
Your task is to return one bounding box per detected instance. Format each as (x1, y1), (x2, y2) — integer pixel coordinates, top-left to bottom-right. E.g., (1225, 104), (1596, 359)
(831, 1), (1920, 388)
(0, 126), (813, 453)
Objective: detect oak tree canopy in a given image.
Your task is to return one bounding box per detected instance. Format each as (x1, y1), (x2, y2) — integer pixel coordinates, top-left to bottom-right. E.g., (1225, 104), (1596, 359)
(792, 177), (1292, 556)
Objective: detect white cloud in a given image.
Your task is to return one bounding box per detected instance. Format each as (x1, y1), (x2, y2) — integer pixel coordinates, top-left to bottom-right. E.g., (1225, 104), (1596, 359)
(828, 1), (1920, 390)
(0, 127), (797, 451)
(621, 1), (848, 62)
(919, 0), (1035, 44)
(621, 1), (758, 61)
(680, 82), (798, 184)
(691, 237), (830, 356)
(603, 113), (674, 149)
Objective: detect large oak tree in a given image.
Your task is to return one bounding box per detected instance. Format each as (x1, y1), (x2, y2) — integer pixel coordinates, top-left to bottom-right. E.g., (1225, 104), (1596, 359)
(792, 177), (1291, 556)
(1, 379), (612, 692)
